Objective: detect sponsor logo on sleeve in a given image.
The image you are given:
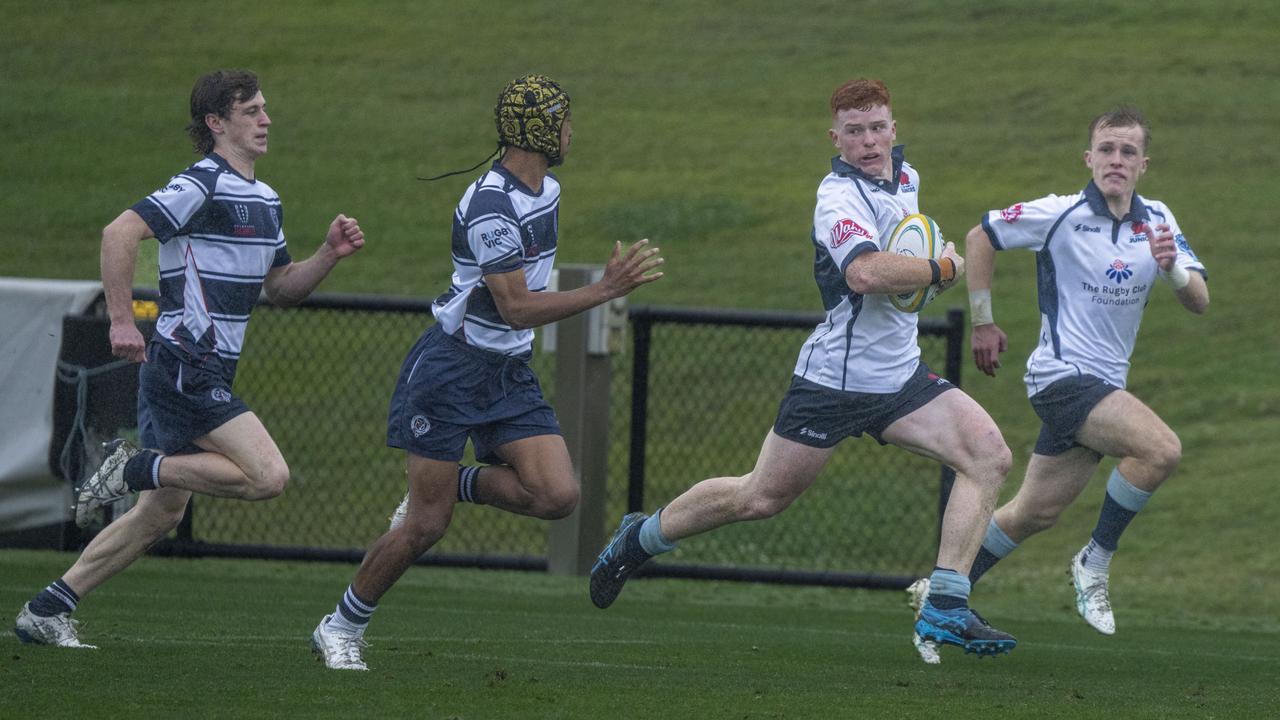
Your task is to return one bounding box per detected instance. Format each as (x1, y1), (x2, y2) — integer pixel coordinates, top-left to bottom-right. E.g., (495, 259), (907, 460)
(480, 225), (513, 249)
(829, 218), (871, 249)
(999, 203), (1024, 223)
(1174, 233), (1198, 260)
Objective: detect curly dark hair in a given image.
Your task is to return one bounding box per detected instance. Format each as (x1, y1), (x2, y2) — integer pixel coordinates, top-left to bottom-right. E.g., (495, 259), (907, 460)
(185, 70), (260, 155)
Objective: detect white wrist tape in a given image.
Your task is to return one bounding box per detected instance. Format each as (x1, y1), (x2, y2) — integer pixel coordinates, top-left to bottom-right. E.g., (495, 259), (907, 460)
(969, 289), (994, 326)
(1159, 264), (1191, 290)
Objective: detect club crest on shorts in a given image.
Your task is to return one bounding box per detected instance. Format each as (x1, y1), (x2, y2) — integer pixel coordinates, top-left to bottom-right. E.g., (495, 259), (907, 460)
(211, 388), (232, 403)
(410, 415), (432, 437)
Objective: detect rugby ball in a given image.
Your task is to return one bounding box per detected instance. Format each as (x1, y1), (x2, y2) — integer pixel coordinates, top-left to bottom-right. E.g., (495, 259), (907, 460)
(886, 213), (944, 313)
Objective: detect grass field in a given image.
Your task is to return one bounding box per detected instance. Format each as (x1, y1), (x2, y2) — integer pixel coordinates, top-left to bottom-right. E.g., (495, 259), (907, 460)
(3, 550), (1279, 719)
(3, 1), (1280, 717)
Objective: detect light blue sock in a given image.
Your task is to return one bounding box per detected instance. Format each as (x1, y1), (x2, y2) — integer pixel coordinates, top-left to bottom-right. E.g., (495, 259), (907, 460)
(637, 508), (677, 556)
(927, 567), (971, 610)
(1091, 467), (1152, 551)
(983, 519), (1019, 557)
(969, 519), (1019, 583)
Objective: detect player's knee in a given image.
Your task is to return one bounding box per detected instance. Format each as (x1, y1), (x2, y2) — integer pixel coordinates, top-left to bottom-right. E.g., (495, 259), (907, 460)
(1020, 502), (1062, 534)
(539, 481), (580, 520)
(403, 521), (447, 553)
(399, 504), (453, 549)
(1151, 430), (1182, 479)
(957, 431), (1011, 487)
(136, 500), (187, 538)
(245, 459), (289, 500)
(739, 489), (793, 521)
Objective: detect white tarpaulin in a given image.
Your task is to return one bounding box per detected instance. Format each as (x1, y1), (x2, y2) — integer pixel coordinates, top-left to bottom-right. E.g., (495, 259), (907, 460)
(0, 277), (104, 532)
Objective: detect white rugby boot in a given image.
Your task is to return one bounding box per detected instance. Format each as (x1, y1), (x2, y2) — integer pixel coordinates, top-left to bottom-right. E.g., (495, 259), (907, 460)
(14, 603), (97, 649)
(388, 493), (409, 530)
(74, 439), (141, 528)
(1070, 549), (1116, 635)
(311, 615), (369, 670)
(905, 578), (941, 664)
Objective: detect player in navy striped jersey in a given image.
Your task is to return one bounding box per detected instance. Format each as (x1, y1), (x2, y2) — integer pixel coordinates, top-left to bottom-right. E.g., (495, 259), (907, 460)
(591, 79), (1017, 660)
(14, 70), (364, 649)
(311, 75), (663, 671)
(910, 106), (1208, 646)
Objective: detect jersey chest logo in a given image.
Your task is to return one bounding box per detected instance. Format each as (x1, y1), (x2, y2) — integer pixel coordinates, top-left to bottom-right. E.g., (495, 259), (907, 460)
(1105, 258), (1133, 283)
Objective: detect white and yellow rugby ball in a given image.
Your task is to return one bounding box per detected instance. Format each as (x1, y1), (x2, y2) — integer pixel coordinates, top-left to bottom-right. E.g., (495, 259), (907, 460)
(886, 213), (944, 313)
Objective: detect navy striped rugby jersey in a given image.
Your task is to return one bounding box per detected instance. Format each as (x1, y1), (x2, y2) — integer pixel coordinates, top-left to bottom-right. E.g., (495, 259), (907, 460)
(130, 152), (291, 382)
(431, 161), (559, 356)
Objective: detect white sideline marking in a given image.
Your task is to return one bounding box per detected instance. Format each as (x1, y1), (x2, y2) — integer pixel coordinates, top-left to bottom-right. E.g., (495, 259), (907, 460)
(4, 587), (1275, 664)
(118, 636), (670, 671)
(122, 634), (658, 647)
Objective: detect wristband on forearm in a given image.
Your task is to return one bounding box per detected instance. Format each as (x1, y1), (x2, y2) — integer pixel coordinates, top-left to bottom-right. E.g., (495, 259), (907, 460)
(927, 258), (956, 285)
(969, 288), (994, 325)
(1160, 264), (1191, 290)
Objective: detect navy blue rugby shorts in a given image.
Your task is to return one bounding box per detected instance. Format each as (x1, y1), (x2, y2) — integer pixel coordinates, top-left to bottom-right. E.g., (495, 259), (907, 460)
(386, 325), (561, 463)
(1028, 373), (1119, 456)
(773, 362), (954, 447)
(137, 342), (250, 456)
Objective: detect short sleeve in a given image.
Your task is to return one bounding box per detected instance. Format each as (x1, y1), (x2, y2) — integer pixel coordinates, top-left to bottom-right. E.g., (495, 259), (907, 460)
(465, 190), (524, 275)
(1152, 204), (1206, 277)
(271, 203), (291, 268)
(981, 195), (1069, 253)
(814, 180), (880, 275)
(129, 172), (212, 243)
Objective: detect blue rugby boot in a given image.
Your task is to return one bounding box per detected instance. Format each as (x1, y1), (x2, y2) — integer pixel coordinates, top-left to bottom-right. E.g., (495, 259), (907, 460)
(914, 601), (1016, 657)
(590, 512), (651, 609)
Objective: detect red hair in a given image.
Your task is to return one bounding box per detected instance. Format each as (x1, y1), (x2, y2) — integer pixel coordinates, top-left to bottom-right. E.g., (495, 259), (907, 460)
(830, 78), (891, 116)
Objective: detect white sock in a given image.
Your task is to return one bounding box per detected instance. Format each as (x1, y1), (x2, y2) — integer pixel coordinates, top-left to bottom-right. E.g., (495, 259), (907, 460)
(326, 611), (365, 635)
(1080, 539), (1113, 574)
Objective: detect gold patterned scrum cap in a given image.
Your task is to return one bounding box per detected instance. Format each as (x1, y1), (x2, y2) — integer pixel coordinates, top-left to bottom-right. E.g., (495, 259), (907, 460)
(495, 74), (570, 166)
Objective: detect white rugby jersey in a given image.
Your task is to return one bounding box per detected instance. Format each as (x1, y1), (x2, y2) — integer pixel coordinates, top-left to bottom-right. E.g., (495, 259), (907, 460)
(431, 162), (559, 356)
(131, 153), (291, 381)
(981, 180), (1206, 395)
(794, 147), (924, 392)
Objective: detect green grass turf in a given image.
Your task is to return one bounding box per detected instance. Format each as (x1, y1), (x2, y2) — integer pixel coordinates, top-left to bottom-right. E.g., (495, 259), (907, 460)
(2, 2), (1279, 714)
(2, 550), (1278, 719)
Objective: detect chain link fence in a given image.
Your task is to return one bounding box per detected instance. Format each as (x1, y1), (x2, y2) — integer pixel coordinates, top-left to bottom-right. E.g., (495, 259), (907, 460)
(127, 291), (962, 585)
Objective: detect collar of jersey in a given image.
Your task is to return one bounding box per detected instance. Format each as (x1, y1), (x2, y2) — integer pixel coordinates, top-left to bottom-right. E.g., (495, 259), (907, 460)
(488, 160), (550, 198)
(206, 152), (256, 184)
(830, 145), (906, 193)
(1083, 180), (1148, 223)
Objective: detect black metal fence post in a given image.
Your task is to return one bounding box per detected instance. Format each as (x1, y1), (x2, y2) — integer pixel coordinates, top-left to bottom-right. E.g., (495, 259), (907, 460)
(627, 310), (653, 514)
